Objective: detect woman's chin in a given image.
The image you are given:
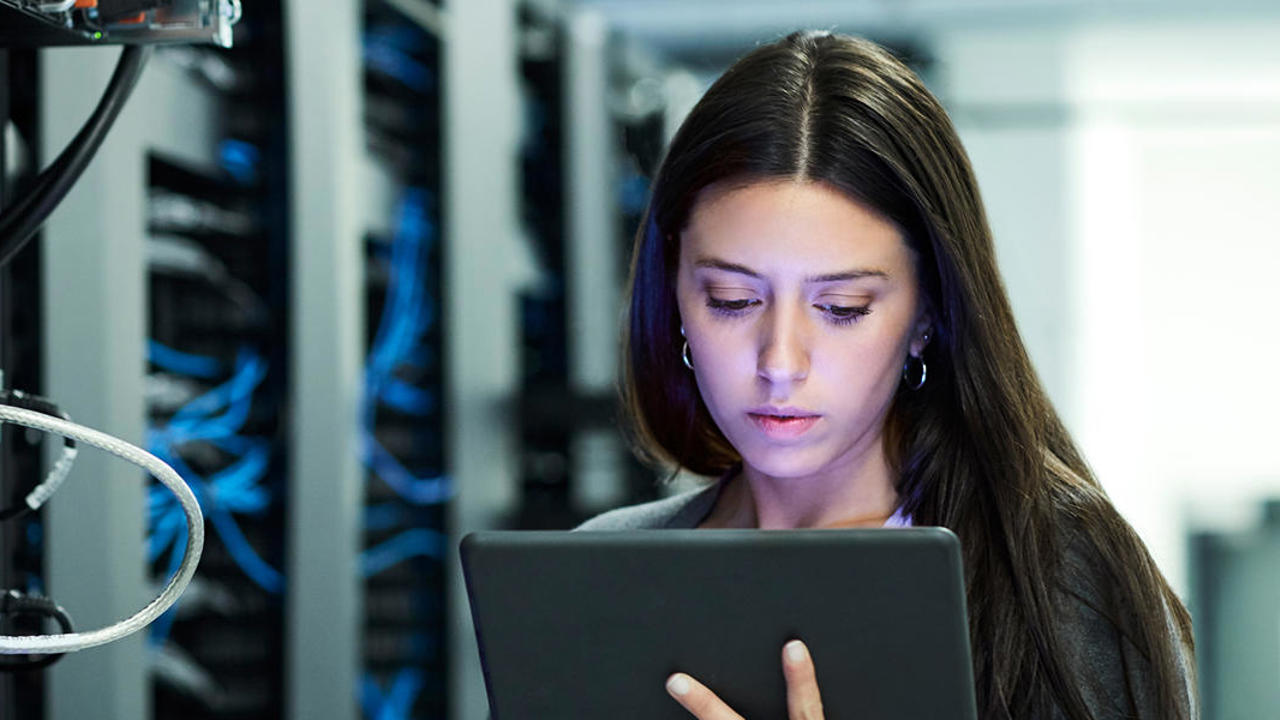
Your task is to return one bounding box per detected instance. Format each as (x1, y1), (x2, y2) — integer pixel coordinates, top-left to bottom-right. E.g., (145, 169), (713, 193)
(738, 446), (830, 481)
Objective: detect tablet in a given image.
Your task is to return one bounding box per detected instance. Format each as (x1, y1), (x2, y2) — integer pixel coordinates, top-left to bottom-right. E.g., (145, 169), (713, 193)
(461, 528), (978, 719)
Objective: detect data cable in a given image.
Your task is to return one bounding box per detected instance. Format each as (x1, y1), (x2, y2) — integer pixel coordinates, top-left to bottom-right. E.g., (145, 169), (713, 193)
(0, 404), (203, 654)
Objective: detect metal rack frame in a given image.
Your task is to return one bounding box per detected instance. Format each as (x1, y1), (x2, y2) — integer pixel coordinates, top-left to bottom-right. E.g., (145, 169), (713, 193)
(17, 3), (530, 718)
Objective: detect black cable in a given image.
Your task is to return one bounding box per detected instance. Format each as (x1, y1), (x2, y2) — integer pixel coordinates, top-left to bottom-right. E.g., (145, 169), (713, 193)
(0, 45), (152, 267)
(0, 43), (149, 238)
(0, 142), (69, 232)
(0, 590), (74, 672)
(0, 44), (150, 251)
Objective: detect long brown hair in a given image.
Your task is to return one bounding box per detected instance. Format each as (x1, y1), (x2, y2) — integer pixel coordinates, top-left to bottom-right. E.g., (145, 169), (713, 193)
(619, 31), (1194, 719)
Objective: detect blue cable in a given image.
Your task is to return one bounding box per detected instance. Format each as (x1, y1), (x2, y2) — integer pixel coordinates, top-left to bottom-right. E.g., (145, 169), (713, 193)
(361, 188), (453, 505)
(368, 189), (433, 361)
(358, 187), (448, 715)
(385, 668), (425, 720)
(362, 430), (451, 505)
(368, 196), (431, 383)
(363, 41), (434, 93)
(148, 340), (223, 379)
(206, 440), (273, 513)
(364, 503), (406, 533)
(364, 25), (426, 53)
(218, 138), (260, 185)
(360, 674), (383, 720)
(164, 349), (265, 439)
(149, 432), (282, 593)
(363, 26), (434, 94)
(205, 499), (284, 593)
(378, 377), (436, 416)
(146, 343), (284, 636)
(361, 667), (426, 720)
(360, 528), (446, 577)
(365, 196), (432, 382)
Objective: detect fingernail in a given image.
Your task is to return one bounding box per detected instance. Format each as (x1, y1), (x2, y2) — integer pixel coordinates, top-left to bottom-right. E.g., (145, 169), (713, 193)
(785, 640), (808, 664)
(667, 674), (691, 696)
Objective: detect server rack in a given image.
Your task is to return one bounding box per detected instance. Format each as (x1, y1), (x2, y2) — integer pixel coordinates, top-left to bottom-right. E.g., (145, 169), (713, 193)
(358, 1), (449, 716)
(16, 2), (291, 718)
(607, 37), (670, 506)
(0, 3), (289, 716)
(3, 2), (523, 719)
(509, 5), (663, 533)
(513, 3), (578, 530)
(143, 3), (291, 715)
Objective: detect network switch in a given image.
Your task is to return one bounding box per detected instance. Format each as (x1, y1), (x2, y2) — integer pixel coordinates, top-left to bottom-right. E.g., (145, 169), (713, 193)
(0, 0), (239, 48)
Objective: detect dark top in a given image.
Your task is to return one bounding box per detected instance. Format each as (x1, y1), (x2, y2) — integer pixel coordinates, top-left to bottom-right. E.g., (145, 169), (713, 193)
(578, 479), (1198, 719)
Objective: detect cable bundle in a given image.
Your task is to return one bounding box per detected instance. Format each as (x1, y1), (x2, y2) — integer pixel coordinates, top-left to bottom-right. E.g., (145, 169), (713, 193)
(364, 25), (435, 93)
(358, 186), (449, 719)
(361, 187), (451, 512)
(146, 343), (281, 644)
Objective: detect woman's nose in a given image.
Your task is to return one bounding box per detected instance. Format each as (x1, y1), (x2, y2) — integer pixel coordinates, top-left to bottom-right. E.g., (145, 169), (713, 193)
(756, 307), (809, 385)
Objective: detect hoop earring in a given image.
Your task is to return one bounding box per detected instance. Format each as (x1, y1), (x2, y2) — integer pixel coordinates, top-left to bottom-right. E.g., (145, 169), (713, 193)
(903, 355), (927, 390)
(679, 325), (693, 370)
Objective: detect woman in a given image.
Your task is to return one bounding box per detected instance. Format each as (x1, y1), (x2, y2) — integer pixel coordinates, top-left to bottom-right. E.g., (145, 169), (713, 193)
(578, 30), (1197, 720)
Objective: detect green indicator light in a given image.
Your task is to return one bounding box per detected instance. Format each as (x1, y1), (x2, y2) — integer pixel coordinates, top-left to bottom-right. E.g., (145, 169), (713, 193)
(93, 32), (103, 40)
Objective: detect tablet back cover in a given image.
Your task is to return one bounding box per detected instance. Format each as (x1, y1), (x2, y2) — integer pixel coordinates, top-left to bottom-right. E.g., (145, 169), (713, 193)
(462, 528), (977, 720)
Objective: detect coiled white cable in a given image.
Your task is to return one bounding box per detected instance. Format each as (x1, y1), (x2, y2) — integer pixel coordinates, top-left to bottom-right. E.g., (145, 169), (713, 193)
(0, 404), (204, 654)
(0, 389), (79, 521)
(24, 444), (77, 512)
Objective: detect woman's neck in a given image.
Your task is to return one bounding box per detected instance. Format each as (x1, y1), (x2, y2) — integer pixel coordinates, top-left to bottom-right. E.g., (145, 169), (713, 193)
(716, 442), (898, 530)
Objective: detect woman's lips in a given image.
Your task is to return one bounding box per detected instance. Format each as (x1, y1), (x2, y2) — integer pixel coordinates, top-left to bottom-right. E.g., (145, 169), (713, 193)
(748, 413), (821, 439)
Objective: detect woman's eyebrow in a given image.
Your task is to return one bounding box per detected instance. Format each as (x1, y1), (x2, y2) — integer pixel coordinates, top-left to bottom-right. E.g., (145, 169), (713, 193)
(693, 257), (889, 283)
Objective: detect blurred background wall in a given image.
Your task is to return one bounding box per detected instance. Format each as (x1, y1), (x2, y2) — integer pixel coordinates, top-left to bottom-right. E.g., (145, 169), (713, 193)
(0, 1), (1277, 719)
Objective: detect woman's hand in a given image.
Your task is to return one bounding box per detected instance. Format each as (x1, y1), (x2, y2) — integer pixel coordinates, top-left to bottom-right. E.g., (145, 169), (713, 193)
(666, 639), (825, 719)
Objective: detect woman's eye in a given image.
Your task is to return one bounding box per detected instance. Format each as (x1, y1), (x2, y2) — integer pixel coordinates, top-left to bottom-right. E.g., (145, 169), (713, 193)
(706, 298), (758, 315)
(706, 298), (871, 326)
(818, 304), (872, 326)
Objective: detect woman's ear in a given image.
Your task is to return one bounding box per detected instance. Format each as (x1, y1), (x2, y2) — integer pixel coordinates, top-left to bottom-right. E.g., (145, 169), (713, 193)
(908, 314), (933, 358)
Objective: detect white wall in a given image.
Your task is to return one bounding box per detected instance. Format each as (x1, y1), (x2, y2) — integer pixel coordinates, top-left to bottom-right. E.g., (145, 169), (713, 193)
(935, 18), (1280, 596)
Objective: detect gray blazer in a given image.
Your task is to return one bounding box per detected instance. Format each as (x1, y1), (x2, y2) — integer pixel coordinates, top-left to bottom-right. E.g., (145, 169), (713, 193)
(576, 482), (721, 531)
(577, 480), (1198, 720)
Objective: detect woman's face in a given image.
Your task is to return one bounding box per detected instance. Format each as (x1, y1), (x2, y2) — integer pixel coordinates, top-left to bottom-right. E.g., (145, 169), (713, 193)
(675, 179), (930, 482)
